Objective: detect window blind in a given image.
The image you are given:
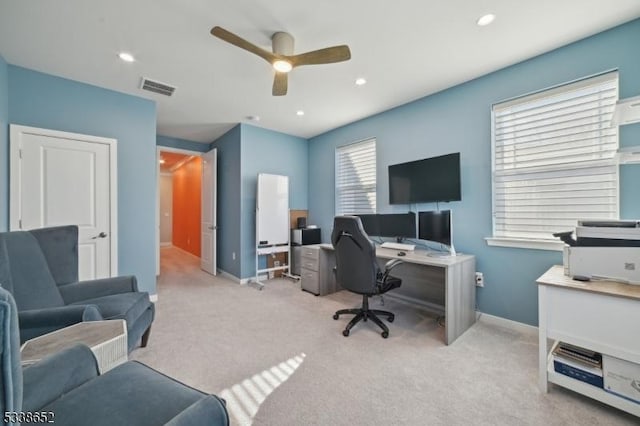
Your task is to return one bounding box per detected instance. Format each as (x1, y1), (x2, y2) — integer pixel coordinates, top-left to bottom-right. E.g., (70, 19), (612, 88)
(492, 72), (619, 241)
(335, 138), (377, 215)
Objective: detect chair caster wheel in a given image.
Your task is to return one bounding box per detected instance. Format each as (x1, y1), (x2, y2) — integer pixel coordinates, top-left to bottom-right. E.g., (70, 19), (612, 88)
(388, 315), (395, 323)
(381, 331), (389, 338)
(333, 314), (339, 320)
(342, 330), (350, 337)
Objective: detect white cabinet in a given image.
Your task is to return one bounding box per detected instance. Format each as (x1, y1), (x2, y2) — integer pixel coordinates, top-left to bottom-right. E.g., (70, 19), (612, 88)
(537, 266), (640, 417)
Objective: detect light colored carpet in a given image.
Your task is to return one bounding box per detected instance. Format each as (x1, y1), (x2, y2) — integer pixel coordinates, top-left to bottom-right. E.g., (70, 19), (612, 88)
(131, 247), (638, 425)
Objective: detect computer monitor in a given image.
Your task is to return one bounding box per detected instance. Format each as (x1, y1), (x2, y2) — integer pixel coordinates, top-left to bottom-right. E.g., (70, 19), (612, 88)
(377, 212), (416, 240)
(355, 214), (379, 236)
(418, 210), (452, 247)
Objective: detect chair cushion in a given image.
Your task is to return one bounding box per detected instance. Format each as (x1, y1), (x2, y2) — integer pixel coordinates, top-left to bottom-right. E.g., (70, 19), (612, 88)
(40, 361), (224, 426)
(0, 232), (64, 310)
(377, 275), (401, 293)
(70, 292), (151, 327)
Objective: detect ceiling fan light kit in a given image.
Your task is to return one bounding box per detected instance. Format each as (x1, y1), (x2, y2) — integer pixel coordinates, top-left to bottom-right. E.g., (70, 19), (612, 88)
(210, 26), (351, 96)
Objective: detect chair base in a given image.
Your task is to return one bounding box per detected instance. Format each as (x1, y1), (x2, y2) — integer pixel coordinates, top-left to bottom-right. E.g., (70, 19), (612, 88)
(333, 295), (395, 338)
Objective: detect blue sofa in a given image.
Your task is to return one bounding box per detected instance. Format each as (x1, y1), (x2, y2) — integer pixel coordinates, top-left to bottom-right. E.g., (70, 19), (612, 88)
(0, 286), (229, 426)
(0, 225), (154, 352)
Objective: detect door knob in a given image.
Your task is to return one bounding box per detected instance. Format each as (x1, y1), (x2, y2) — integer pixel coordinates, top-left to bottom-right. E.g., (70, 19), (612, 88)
(92, 232), (108, 239)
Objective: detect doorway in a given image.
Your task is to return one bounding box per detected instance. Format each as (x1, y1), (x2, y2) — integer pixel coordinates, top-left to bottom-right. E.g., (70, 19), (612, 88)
(158, 149), (202, 268)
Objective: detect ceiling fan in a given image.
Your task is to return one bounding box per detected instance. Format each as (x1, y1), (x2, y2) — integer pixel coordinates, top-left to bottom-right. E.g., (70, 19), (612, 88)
(210, 26), (351, 96)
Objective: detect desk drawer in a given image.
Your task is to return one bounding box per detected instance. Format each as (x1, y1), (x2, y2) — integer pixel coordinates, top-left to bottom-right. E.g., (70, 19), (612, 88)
(301, 268), (320, 295)
(301, 247), (319, 261)
(300, 257), (319, 272)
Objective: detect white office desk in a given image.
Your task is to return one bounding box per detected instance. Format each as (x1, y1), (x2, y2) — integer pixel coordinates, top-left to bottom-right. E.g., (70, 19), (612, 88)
(315, 244), (476, 345)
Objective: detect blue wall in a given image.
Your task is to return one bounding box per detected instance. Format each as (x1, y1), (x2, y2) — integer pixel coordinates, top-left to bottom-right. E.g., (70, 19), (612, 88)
(8, 66), (158, 295)
(240, 124), (309, 279)
(209, 125), (242, 278)
(308, 20), (640, 326)
(0, 54), (8, 232)
(209, 123), (308, 280)
(157, 134), (210, 153)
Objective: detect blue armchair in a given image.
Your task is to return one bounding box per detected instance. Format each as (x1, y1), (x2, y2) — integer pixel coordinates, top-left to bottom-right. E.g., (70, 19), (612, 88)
(0, 225), (154, 352)
(0, 286), (229, 426)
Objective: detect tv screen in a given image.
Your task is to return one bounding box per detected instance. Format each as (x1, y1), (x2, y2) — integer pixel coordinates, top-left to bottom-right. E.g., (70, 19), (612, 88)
(418, 210), (451, 246)
(388, 153), (461, 204)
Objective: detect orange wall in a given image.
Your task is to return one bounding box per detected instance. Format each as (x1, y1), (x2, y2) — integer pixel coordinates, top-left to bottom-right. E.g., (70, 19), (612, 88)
(172, 157), (201, 257)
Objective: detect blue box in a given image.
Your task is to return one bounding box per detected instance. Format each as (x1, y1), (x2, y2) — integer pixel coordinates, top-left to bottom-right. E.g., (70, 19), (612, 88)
(554, 360), (604, 388)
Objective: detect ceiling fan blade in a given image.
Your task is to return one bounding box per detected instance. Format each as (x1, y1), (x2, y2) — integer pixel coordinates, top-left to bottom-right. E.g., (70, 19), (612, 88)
(290, 45), (351, 67)
(272, 72), (288, 96)
(211, 26), (276, 64)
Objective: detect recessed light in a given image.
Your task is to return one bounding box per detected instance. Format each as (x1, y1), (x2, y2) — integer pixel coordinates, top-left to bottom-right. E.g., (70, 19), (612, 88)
(118, 52), (135, 62)
(246, 115), (261, 122)
(476, 14), (495, 26)
(296, 110), (305, 116)
(355, 77), (367, 86)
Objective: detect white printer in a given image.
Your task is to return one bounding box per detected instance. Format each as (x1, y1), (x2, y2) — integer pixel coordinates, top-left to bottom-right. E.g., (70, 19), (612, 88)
(554, 220), (640, 284)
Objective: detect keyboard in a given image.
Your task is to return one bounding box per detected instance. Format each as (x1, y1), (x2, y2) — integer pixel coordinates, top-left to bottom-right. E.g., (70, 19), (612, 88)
(380, 242), (416, 251)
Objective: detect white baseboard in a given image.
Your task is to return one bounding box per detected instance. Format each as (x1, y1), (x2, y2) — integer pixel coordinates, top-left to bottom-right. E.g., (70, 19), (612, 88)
(476, 312), (537, 336)
(160, 242), (172, 247)
(173, 246), (200, 259)
(150, 294), (158, 302)
(216, 269), (252, 284)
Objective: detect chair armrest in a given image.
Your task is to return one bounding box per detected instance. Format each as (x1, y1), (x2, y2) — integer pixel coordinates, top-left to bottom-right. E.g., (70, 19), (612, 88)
(383, 258), (404, 273)
(164, 396), (229, 426)
(19, 305), (102, 329)
(22, 344), (99, 412)
(58, 275), (139, 304)
(380, 259), (403, 282)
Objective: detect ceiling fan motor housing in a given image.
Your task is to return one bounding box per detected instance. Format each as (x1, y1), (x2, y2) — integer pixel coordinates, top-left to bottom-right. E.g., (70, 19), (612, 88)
(272, 32), (294, 55)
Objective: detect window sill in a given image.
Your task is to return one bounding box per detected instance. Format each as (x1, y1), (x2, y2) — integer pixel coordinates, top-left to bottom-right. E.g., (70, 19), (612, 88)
(485, 237), (564, 252)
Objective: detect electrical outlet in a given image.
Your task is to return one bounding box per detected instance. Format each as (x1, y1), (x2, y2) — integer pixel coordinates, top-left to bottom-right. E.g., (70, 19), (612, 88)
(475, 272), (484, 287)
(232, 252), (236, 260)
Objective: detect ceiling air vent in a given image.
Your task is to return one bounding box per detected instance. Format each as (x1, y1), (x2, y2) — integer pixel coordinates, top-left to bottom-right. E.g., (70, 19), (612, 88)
(140, 77), (176, 96)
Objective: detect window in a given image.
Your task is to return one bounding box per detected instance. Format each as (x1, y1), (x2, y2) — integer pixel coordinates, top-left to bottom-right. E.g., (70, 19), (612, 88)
(335, 138), (376, 215)
(490, 72), (619, 249)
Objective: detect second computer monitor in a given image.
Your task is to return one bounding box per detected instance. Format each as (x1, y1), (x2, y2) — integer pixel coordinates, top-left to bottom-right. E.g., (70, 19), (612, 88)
(355, 212), (416, 240)
(378, 212), (416, 239)
(418, 210), (451, 246)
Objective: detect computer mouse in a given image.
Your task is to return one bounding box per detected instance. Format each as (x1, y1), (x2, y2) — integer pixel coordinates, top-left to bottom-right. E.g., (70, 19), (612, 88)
(398, 251), (406, 256)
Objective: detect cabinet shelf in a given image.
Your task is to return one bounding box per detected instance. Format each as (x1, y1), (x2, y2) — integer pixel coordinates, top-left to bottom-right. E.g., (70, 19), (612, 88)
(547, 358), (640, 416)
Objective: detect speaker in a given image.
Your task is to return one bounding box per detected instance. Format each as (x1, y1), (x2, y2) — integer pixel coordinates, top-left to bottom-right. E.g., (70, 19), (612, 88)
(296, 217), (307, 229)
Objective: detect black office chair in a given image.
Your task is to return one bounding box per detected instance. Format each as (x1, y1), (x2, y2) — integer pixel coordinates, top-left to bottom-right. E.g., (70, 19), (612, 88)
(331, 216), (402, 338)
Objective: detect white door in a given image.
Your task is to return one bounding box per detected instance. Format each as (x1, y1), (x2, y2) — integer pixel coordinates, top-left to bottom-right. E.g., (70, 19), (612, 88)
(9, 125), (117, 281)
(201, 148), (217, 275)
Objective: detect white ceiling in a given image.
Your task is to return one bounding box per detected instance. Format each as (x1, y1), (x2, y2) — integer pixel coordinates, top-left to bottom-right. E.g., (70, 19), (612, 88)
(1, 1), (639, 144)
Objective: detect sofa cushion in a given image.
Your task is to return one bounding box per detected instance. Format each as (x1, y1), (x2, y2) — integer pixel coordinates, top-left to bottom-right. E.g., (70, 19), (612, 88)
(30, 225), (79, 286)
(0, 232), (64, 310)
(70, 291), (151, 326)
(40, 361), (223, 426)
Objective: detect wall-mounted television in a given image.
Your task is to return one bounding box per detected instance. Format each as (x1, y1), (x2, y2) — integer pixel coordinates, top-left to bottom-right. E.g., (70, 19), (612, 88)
(388, 153), (461, 204)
